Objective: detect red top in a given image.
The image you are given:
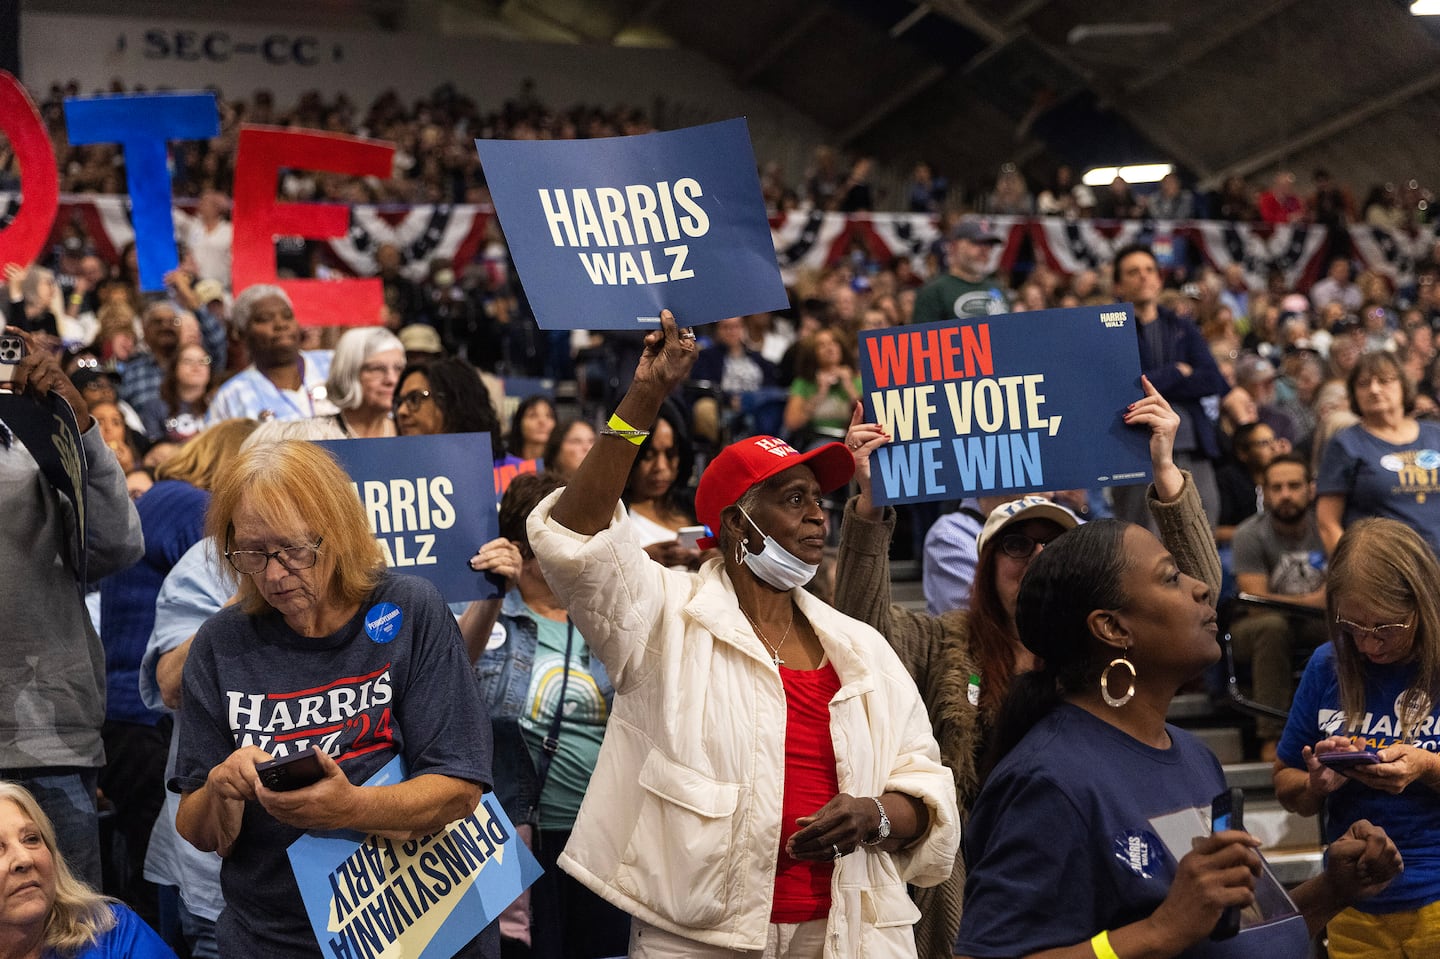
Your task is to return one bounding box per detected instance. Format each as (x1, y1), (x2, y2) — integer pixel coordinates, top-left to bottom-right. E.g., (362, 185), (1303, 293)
(771, 661), (842, 923)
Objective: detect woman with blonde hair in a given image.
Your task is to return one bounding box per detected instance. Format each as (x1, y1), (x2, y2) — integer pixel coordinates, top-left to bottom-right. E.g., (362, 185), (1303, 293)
(1274, 518), (1440, 956)
(0, 780), (175, 958)
(174, 440), (493, 955)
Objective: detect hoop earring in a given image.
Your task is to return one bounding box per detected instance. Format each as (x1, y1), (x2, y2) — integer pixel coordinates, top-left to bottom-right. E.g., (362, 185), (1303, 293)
(734, 537), (748, 566)
(1100, 653), (1136, 708)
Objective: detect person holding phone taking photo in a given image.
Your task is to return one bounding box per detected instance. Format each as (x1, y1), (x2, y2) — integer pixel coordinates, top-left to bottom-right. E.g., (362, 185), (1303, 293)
(1274, 517), (1440, 957)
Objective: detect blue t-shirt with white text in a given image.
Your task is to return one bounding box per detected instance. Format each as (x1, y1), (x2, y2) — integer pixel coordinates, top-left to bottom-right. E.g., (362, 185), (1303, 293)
(1277, 642), (1440, 912)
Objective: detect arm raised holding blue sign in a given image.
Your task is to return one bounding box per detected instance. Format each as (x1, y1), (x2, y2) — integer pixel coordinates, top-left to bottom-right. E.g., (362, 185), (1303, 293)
(529, 311), (959, 954)
(831, 379), (1215, 959)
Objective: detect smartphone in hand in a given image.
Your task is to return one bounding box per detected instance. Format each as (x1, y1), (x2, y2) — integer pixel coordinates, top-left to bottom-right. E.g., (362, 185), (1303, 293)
(676, 525), (706, 550)
(1316, 748), (1382, 770)
(255, 747), (325, 792)
(1210, 787), (1244, 940)
(0, 334), (26, 387)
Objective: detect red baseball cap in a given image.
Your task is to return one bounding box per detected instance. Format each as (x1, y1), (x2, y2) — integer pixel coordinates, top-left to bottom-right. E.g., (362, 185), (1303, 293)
(693, 436), (854, 550)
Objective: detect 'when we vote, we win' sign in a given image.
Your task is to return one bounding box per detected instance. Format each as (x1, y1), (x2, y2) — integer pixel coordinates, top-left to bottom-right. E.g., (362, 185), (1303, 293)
(858, 304), (1152, 506)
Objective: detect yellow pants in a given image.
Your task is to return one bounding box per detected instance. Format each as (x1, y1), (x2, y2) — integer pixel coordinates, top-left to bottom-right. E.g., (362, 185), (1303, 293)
(1327, 901), (1440, 959)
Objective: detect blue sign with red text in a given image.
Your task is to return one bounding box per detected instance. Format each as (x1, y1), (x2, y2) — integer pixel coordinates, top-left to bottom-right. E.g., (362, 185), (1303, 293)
(858, 304), (1152, 506)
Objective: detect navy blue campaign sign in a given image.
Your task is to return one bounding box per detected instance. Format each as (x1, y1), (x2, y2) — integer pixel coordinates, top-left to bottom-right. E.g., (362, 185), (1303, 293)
(316, 434), (500, 603)
(288, 756), (543, 959)
(858, 304), (1151, 506)
(475, 118), (789, 330)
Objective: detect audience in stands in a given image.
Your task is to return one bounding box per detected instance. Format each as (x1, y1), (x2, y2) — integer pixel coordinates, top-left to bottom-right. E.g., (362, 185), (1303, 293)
(10, 75), (1440, 958)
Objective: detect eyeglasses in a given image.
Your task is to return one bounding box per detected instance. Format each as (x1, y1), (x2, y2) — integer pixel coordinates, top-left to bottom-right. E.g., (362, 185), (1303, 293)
(1335, 614), (1413, 643)
(998, 531), (1059, 561)
(360, 362), (406, 378)
(178, 355), (212, 367)
(395, 389), (442, 412)
(226, 538), (324, 575)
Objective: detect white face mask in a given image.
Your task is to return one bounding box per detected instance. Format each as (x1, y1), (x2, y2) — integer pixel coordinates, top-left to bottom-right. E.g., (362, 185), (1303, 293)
(737, 506), (819, 591)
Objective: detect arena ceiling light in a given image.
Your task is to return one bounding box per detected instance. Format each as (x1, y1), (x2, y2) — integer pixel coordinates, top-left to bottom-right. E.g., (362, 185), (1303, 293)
(1081, 163), (1173, 186)
(1411, 1), (1440, 14)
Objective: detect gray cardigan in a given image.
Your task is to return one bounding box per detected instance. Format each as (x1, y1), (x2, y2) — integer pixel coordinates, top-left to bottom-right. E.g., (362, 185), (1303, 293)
(0, 420), (143, 768)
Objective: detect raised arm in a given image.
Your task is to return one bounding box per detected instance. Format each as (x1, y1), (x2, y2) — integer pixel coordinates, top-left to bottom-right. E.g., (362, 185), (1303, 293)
(1127, 375), (1221, 598)
(550, 310), (698, 535)
(1123, 374), (1184, 504)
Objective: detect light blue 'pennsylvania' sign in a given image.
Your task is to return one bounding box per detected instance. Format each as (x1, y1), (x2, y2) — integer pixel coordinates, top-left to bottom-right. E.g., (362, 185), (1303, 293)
(289, 757), (544, 959)
(858, 304), (1152, 506)
(476, 118), (789, 330)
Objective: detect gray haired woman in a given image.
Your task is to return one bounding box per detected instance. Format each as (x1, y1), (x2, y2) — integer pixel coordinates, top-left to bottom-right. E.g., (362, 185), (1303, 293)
(324, 326), (405, 437)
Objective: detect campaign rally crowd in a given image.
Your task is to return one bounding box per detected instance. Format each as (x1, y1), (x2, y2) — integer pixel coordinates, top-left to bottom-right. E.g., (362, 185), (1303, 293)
(1, 80), (1439, 959)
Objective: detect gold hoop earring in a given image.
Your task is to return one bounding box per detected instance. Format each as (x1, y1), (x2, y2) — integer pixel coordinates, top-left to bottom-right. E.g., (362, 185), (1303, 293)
(1100, 653), (1136, 708)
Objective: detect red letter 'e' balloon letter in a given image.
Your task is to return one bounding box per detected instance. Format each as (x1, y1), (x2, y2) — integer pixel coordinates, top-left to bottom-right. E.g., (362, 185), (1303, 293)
(231, 125), (394, 326)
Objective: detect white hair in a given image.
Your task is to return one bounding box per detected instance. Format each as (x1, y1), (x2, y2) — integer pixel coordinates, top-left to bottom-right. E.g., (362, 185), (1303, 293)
(326, 327), (405, 410)
(232, 284), (293, 334)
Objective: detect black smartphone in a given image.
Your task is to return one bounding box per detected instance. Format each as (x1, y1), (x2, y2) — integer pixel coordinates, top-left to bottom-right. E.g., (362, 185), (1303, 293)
(1316, 748), (1382, 770)
(0, 333), (26, 386)
(255, 747), (325, 792)
(1210, 787), (1244, 940)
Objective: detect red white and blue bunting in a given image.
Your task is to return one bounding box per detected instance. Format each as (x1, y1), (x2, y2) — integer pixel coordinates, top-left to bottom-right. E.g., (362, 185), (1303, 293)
(7, 196), (1436, 295)
(0, 194), (493, 284)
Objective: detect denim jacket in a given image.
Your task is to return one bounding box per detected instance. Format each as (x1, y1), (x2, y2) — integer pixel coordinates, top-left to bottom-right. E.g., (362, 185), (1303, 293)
(474, 589), (614, 826)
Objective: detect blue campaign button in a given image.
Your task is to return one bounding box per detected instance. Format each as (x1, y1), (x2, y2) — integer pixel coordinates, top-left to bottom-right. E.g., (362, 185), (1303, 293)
(1112, 829), (1168, 879)
(364, 602), (403, 644)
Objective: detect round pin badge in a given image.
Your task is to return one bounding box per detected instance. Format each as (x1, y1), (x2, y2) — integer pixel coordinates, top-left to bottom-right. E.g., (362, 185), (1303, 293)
(1111, 829), (1167, 879)
(364, 602), (403, 644)
(487, 621), (507, 651)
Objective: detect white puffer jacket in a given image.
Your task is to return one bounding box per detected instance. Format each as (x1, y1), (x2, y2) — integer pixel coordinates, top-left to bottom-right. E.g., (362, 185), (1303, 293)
(530, 492), (960, 957)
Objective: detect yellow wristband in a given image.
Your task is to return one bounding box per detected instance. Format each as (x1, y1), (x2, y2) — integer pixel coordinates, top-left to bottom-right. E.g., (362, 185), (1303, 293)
(602, 413), (649, 446)
(1090, 931), (1120, 959)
